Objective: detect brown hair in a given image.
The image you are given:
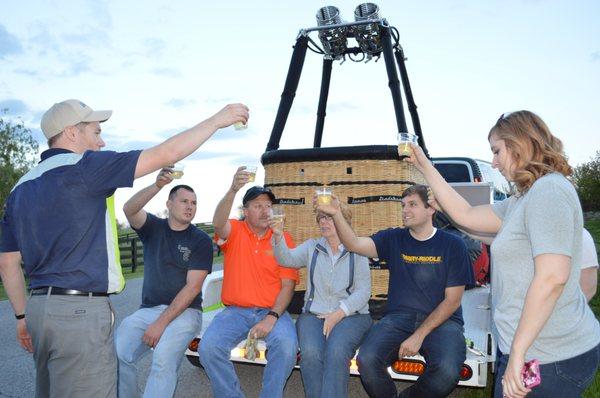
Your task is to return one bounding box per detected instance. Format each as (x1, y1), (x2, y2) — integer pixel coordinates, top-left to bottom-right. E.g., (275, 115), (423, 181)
(488, 111), (572, 193)
(401, 184), (431, 208)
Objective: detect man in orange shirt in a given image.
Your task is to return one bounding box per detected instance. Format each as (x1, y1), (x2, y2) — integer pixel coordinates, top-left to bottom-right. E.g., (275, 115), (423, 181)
(199, 167), (299, 398)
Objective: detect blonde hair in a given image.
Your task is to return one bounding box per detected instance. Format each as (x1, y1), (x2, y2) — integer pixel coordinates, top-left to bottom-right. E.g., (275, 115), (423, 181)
(488, 110), (572, 193)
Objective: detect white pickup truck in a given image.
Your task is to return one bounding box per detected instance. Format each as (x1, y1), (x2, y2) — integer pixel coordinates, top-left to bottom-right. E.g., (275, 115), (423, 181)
(185, 183), (497, 389)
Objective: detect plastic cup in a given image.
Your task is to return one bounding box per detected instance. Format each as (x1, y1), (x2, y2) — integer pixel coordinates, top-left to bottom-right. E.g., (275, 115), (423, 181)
(316, 187), (332, 206)
(234, 121), (248, 130)
(397, 133), (418, 157)
(270, 206), (285, 229)
(170, 163), (184, 179)
(245, 165), (257, 182)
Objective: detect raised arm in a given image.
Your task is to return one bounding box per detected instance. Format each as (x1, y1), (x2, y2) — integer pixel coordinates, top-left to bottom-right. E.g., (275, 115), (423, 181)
(270, 217), (311, 268)
(123, 168), (174, 229)
(316, 197), (378, 258)
(135, 104), (249, 179)
(212, 166), (252, 240)
(405, 144), (502, 234)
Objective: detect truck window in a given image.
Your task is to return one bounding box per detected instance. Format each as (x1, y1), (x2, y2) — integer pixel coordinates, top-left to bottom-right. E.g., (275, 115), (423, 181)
(434, 162), (472, 183)
(476, 161), (510, 200)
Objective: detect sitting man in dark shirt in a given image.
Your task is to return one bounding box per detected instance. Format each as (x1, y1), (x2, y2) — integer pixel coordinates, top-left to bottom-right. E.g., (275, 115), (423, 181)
(116, 169), (213, 398)
(317, 184), (474, 398)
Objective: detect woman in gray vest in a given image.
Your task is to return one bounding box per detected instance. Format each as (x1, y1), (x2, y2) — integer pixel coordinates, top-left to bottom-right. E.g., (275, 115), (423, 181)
(407, 110), (600, 398)
(271, 203), (372, 398)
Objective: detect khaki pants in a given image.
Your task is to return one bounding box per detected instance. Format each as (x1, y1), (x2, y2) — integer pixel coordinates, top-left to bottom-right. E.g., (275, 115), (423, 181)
(27, 293), (117, 398)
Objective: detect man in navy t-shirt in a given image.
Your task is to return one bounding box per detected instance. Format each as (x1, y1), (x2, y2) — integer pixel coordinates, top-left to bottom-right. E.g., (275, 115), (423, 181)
(0, 99), (248, 397)
(317, 184), (473, 398)
(115, 172), (212, 398)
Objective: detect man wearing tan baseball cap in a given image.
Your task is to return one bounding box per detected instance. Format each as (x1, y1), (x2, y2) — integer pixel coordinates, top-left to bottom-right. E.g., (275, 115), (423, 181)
(40, 99), (112, 141)
(0, 98), (249, 398)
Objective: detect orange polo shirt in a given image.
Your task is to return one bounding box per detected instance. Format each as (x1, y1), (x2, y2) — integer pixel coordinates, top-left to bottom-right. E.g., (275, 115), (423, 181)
(217, 219), (299, 308)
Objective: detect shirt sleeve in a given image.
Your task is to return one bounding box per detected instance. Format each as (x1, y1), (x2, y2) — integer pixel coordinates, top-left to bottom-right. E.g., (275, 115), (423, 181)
(271, 236), (311, 269)
(278, 232), (299, 282)
(216, 219), (239, 253)
(446, 235), (475, 288)
(0, 199), (18, 252)
(132, 213), (159, 243)
(188, 233), (213, 272)
(79, 150), (142, 195)
(370, 228), (394, 261)
(525, 178), (578, 258)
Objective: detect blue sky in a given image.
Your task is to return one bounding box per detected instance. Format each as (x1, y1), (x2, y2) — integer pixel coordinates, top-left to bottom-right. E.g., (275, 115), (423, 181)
(1, 0), (599, 223)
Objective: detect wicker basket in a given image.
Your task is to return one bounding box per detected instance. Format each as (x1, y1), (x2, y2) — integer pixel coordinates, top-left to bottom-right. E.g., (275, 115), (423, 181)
(262, 145), (426, 297)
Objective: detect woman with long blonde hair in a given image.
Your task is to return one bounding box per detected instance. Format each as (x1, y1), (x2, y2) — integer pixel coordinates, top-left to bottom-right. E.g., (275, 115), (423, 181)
(407, 111), (600, 398)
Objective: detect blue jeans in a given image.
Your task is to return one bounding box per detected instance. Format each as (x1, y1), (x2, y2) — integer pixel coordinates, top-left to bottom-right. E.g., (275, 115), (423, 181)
(494, 344), (600, 398)
(297, 312), (372, 398)
(198, 306), (298, 398)
(357, 311), (466, 398)
(115, 305), (202, 398)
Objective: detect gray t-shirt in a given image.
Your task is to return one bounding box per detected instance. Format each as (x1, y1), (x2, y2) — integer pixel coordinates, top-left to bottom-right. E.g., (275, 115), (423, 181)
(491, 173), (600, 363)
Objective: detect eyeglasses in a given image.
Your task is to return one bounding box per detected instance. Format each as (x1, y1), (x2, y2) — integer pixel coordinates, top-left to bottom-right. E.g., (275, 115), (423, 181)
(316, 214), (333, 222)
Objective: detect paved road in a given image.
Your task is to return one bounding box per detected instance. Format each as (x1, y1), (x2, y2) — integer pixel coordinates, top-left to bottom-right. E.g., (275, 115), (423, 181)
(0, 277), (372, 398)
(0, 274), (466, 397)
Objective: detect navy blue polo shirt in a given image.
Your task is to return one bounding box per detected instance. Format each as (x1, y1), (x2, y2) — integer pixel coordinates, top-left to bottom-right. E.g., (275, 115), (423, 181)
(371, 228), (474, 325)
(0, 148), (141, 293)
(135, 214), (213, 310)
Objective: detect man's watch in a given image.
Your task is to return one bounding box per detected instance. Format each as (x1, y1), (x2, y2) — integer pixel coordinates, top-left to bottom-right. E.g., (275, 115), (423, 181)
(266, 310), (280, 320)
(15, 313), (25, 320)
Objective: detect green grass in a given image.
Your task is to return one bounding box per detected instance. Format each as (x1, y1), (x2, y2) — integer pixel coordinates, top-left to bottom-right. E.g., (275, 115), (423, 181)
(583, 219), (600, 398)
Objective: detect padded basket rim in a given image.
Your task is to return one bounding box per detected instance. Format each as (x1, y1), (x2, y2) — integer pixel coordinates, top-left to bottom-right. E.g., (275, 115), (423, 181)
(261, 145), (405, 165)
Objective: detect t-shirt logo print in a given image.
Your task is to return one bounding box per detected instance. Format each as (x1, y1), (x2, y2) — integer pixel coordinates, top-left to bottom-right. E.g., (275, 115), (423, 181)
(401, 253), (442, 265)
(178, 245), (191, 262)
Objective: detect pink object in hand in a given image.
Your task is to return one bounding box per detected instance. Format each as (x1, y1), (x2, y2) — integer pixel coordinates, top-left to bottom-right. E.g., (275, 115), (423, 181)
(522, 359), (541, 388)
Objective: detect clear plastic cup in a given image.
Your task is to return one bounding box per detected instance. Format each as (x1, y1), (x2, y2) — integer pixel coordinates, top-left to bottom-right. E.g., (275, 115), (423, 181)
(316, 186), (333, 206)
(245, 165), (257, 182)
(270, 205), (285, 230)
(234, 121), (248, 130)
(397, 133), (418, 157)
(170, 163), (184, 179)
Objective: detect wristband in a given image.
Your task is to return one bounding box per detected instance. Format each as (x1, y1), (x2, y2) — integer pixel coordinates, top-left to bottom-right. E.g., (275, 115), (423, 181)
(15, 313), (25, 320)
(266, 310), (280, 320)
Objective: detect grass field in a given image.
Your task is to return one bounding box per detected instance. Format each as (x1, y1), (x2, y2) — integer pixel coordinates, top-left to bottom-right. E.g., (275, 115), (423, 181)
(0, 226), (598, 395)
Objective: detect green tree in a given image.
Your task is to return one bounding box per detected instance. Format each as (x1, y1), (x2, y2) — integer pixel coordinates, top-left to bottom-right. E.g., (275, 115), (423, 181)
(0, 113), (40, 218)
(573, 151), (600, 212)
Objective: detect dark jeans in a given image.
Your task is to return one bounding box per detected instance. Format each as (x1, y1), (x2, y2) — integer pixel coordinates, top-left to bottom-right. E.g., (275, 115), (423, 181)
(494, 344), (600, 398)
(357, 311), (466, 398)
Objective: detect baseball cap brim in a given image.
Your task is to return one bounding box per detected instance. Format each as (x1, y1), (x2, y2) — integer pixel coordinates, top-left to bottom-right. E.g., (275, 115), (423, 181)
(242, 186), (276, 206)
(82, 110), (112, 123)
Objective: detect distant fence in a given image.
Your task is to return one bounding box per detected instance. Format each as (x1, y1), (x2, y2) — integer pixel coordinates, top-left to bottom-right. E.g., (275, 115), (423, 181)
(118, 222), (217, 272)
